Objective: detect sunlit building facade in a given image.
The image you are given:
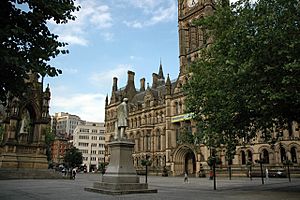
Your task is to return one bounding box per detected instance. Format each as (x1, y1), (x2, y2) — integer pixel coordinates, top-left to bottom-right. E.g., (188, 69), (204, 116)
(104, 0), (300, 176)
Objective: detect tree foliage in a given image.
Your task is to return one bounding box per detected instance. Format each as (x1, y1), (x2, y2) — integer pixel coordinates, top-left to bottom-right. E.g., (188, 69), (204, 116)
(185, 0), (300, 151)
(64, 146), (83, 168)
(0, 0), (80, 103)
(178, 126), (194, 144)
(44, 127), (55, 162)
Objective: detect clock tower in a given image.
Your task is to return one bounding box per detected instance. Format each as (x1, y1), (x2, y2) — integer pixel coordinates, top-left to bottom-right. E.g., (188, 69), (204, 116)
(178, 0), (216, 75)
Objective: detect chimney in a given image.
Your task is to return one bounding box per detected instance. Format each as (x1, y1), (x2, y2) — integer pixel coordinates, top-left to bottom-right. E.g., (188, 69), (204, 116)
(152, 73), (159, 89)
(112, 77), (118, 91)
(127, 71), (135, 86)
(140, 78), (145, 92)
(125, 70), (137, 100)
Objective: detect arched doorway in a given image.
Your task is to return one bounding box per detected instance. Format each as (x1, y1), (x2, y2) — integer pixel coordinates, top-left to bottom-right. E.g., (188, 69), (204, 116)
(173, 145), (196, 175)
(185, 150), (196, 174)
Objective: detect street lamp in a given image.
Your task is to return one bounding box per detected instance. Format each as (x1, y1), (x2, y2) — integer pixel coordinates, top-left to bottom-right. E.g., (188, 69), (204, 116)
(89, 144), (93, 172)
(283, 160), (292, 182)
(255, 155), (265, 185)
(207, 147), (218, 190)
(142, 155), (151, 184)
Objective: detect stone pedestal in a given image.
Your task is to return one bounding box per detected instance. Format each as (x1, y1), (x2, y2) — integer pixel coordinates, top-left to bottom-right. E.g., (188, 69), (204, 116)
(85, 140), (157, 195)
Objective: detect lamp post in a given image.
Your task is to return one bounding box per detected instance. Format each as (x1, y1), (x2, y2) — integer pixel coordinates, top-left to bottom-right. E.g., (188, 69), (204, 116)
(208, 147), (217, 190)
(89, 144), (93, 172)
(255, 155), (264, 185)
(284, 160), (292, 182)
(145, 155), (150, 184)
(213, 157), (216, 190)
(228, 159), (232, 180)
(246, 161), (253, 181)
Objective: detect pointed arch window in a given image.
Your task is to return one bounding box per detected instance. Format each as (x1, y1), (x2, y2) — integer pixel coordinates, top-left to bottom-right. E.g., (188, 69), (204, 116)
(262, 149), (269, 164)
(146, 133), (151, 151)
(241, 151), (246, 165)
(157, 129), (161, 151)
(175, 102), (179, 115)
(247, 150), (253, 162)
(280, 146), (287, 163)
(291, 147), (297, 163)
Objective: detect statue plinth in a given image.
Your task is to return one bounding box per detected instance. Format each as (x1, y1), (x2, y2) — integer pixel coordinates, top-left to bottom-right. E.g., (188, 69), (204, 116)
(85, 140), (157, 195)
(103, 140), (138, 183)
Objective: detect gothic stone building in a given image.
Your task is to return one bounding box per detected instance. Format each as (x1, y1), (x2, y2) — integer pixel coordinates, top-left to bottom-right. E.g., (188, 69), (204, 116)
(104, 0), (300, 176)
(0, 73), (51, 171)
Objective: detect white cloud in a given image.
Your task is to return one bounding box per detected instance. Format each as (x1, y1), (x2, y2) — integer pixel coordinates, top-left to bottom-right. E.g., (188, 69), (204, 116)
(147, 2), (176, 26)
(50, 92), (106, 122)
(90, 64), (134, 87)
(123, 20), (143, 29)
(61, 67), (78, 74)
(59, 35), (88, 46)
(101, 32), (114, 41)
(126, 0), (163, 12)
(122, 0), (176, 28)
(51, 0), (113, 46)
(130, 55), (142, 60)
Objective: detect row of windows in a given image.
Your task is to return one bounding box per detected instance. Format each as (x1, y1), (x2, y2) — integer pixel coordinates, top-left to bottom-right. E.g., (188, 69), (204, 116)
(79, 150), (105, 154)
(106, 113), (165, 132)
(79, 135), (89, 140)
(240, 147), (298, 164)
(80, 128), (90, 133)
(83, 157), (103, 161)
(78, 143), (104, 148)
(79, 142), (89, 147)
(79, 129), (105, 134)
(77, 135), (105, 140)
(135, 134), (163, 152)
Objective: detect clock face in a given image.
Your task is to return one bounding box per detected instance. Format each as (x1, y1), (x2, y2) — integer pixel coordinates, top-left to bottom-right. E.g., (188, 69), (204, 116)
(187, 0), (199, 7)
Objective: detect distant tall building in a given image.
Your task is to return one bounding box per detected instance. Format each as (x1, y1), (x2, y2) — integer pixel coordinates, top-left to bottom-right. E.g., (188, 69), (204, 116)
(73, 122), (105, 172)
(52, 112), (84, 138)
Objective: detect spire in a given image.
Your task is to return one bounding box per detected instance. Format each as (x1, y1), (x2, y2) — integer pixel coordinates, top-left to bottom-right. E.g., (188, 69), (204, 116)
(112, 77), (118, 92)
(165, 74), (172, 95)
(44, 84), (51, 100)
(158, 58), (165, 80)
(105, 94), (108, 107)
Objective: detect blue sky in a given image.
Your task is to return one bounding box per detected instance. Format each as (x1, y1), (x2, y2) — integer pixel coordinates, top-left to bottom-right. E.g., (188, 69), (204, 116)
(46, 0), (239, 122)
(46, 0), (180, 122)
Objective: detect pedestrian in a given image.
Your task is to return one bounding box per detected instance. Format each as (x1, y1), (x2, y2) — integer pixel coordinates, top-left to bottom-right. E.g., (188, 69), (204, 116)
(184, 171), (189, 183)
(266, 168), (269, 181)
(72, 168), (77, 180)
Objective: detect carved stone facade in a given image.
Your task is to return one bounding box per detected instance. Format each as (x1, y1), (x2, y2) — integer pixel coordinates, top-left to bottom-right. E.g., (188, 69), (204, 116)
(0, 73), (51, 170)
(105, 0), (300, 176)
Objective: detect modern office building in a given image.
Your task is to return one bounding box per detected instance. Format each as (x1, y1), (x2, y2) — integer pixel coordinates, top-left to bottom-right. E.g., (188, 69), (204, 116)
(52, 112), (85, 138)
(73, 122), (105, 172)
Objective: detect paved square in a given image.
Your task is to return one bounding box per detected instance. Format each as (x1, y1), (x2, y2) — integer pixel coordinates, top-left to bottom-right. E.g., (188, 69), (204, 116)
(0, 173), (299, 200)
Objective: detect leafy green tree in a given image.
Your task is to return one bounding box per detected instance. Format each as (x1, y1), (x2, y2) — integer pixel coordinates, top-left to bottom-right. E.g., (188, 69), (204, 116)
(64, 147), (83, 168)
(178, 126), (194, 144)
(44, 127), (55, 162)
(0, 0), (80, 103)
(185, 0), (300, 150)
(98, 162), (109, 175)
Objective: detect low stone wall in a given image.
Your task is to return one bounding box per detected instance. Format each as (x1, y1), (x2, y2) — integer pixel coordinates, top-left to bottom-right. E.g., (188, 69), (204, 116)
(0, 168), (66, 180)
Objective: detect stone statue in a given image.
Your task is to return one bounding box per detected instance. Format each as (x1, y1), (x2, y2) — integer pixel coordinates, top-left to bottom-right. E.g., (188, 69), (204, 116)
(114, 98), (128, 140)
(20, 109), (30, 133)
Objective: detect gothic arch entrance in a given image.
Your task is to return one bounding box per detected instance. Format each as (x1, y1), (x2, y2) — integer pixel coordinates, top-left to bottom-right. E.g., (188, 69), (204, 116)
(173, 145), (196, 175)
